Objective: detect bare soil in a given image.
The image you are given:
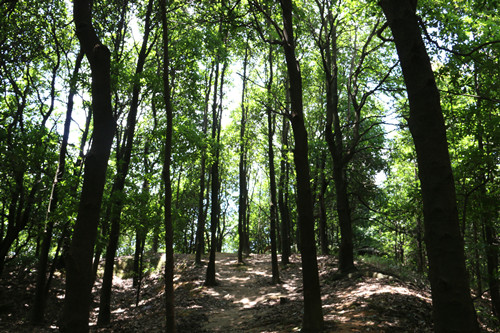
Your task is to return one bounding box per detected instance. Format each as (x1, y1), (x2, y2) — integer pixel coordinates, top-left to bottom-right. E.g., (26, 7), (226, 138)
(0, 253), (498, 332)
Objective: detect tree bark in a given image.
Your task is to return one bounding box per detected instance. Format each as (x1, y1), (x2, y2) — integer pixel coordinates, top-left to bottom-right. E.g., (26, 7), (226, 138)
(31, 49), (84, 324)
(205, 27), (227, 284)
(60, 0), (115, 331)
(379, 1), (479, 331)
(161, 0), (176, 330)
(97, 0), (153, 325)
(238, 43), (249, 264)
(318, 9), (355, 274)
(278, 0), (324, 330)
(317, 152), (329, 255)
(278, 94), (291, 265)
(195, 62), (214, 265)
(266, 45), (280, 285)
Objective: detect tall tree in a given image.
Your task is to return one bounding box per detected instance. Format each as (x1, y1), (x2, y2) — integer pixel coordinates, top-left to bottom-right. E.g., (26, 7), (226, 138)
(195, 62), (214, 265)
(97, 0), (154, 326)
(205, 18), (227, 284)
(161, 0), (176, 330)
(238, 42), (249, 264)
(31, 49), (84, 324)
(277, 0), (324, 330)
(265, 44), (280, 285)
(379, 0), (479, 331)
(60, 0), (116, 330)
(278, 81), (291, 265)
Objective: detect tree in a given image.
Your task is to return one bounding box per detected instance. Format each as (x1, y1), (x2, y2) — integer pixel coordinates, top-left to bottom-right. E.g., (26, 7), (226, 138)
(60, 0), (116, 330)
(195, 62), (214, 265)
(161, 0), (176, 330)
(265, 44), (280, 285)
(205, 13), (228, 285)
(97, 0), (154, 326)
(31, 49), (84, 324)
(277, 0), (324, 330)
(379, 0), (479, 331)
(238, 41), (249, 264)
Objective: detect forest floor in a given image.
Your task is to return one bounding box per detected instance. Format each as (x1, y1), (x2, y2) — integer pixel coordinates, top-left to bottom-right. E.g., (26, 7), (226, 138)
(1, 253), (498, 332)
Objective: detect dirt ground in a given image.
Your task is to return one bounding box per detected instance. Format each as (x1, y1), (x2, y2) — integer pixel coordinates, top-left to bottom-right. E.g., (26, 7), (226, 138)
(1, 253), (498, 332)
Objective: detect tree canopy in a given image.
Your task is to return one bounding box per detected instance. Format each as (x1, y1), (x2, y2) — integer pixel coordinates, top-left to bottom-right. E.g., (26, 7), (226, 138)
(0, 0), (498, 331)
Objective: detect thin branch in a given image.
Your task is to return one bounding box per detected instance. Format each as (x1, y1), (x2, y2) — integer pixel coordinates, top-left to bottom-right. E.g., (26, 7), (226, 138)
(418, 16), (500, 57)
(439, 89), (500, 104)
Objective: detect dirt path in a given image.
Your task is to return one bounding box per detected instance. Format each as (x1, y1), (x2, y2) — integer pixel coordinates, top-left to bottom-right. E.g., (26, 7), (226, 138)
(174, 253), (435, 332)
(10, 252), (497, 332)
(197, 253), (304, 332)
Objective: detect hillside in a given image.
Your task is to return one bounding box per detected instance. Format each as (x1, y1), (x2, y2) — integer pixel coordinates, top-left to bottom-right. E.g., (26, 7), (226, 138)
(1, 253), (498, 332)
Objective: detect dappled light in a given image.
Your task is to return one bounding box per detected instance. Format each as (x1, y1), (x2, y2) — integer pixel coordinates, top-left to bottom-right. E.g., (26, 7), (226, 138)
(1, 0), (498, 331)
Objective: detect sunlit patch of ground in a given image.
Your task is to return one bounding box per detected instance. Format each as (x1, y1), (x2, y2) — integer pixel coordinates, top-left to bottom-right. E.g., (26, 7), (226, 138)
(2, 253), (498, 332)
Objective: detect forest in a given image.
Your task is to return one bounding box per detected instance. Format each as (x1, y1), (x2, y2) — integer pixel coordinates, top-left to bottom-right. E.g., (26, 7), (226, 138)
(0, 0), (499, 332)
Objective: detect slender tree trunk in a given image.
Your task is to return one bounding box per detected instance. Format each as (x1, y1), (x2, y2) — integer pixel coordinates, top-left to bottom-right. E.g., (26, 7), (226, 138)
(278, 1), (323, 330)
(380, 1), (479, 331)
(97, 1), (153, 325)
(238, 44), (249, 264)
(160, 0), (176, 331)
(0, 178), (39, 275)
(266, 45), (280, 284)
(205, 42), (225, 285)
(477, 138), (500, 321)
(320, 15), (355, 274)
(278, 105), (291, 265)
(60, 0), (115, 330)
(474, 70), (500, 321)
(195, 62), (214, 265)
(318, 151), (329, 255)
(133, 142), (151, 287)
(31, 50), (84, 324)
(484, 216), (500, 321)
(471, 217), (482, 295)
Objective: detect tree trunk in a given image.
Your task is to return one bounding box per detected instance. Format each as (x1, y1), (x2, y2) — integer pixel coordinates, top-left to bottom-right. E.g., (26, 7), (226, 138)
(379, 1), (479, 331)
(60, 0), (115, 330)
(278, 103), (291, 265)
(31, 50), (84, 324)
(238, 43), (249, 264)
(97, 1), (153, 325)
(318, 152), (329, 255)
(266, 45), (280, 285)
(319, 13), (355, 274)
(160, 0), (176, 331)
(195, 63), (214, 265)
(278, 0), (324, 330)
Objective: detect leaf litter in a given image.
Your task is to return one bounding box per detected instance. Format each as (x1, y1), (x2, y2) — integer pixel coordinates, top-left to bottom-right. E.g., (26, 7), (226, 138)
(1, 253), (498, 332)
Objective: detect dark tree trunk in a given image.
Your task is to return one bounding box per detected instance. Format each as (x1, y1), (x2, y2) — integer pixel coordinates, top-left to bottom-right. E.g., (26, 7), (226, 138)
(60, 0), (116, 331)
(318, 12), (355, 274)
(278, 102), (291, 265)
(266, 46), (280, 285)
(278, 0), (324, 330)
(31, 50), (84, 324)
(238, 44), (249, 264)
(160, 0), (176, 331)
(318, 152), (329, 255)
(194, 64), (213, 265)
(92, 202), (111, 282)
(205, 55), (226, 286)
(477, 137), (500, 321)
(379, 1), (479, 331)
(97, 1), (153, 325)
(133, 141), (152, 287)
(484, 219), (500, 321)
(205, 30), (228, 284)
(0, 179), (39, 276)
(334, 166), (355, 272)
